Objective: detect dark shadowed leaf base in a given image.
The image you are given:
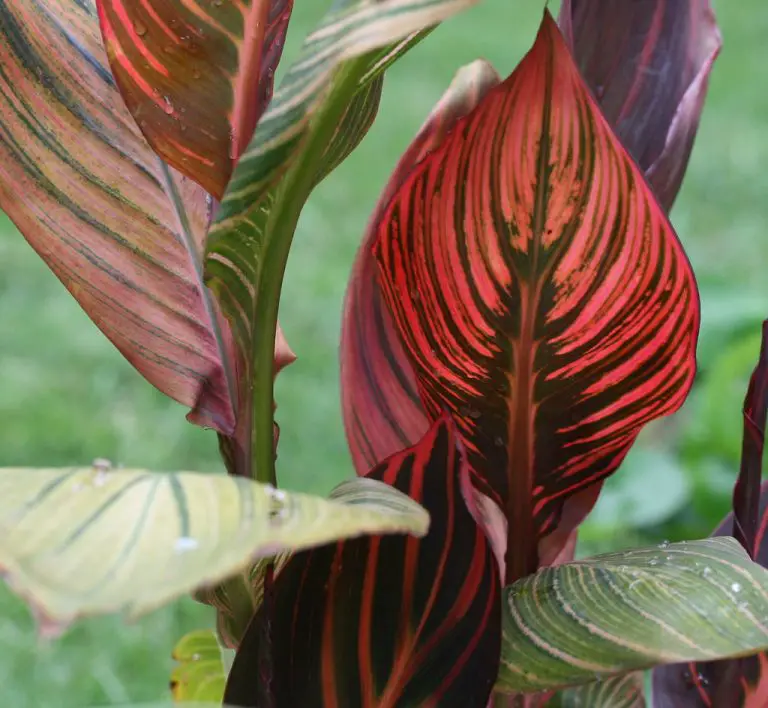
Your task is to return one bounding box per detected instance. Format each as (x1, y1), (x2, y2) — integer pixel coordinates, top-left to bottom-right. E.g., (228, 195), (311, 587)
(224, 416), (501, 707)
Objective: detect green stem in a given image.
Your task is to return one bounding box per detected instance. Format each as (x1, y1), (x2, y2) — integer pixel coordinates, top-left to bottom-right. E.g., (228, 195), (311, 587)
(251, 58), (370, 485)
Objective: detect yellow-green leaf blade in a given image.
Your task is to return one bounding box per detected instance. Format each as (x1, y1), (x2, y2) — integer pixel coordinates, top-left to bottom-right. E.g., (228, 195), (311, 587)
(171, 630), (228, 703)
(497, 537), (768, 693)
(0, 467), (428, 631)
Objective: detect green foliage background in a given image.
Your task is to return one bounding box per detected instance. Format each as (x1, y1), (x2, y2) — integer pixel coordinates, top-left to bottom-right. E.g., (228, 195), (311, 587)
(0, 0), (765, 704)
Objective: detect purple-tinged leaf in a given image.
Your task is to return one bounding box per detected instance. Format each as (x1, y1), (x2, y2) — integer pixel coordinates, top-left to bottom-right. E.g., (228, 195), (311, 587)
(653, 321), (768, 706)
(559, 0), (722, 211)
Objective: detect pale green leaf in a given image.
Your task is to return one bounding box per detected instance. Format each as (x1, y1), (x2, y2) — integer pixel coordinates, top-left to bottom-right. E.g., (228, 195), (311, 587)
(0, 467), (428, 632)
(497, 537), (768, 693)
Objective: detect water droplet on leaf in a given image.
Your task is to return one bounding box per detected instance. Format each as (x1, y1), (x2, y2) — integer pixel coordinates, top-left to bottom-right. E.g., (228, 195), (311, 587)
(134, 20), (148, 37)
(732, 582), (742, 593)
(175, 537), (199, 553)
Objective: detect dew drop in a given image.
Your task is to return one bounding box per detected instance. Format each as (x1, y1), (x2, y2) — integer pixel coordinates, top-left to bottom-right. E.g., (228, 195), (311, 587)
(658, 539), (670, 549)
(175, 537), (199, 553)
(732, 582), (742, 593)
(702, 566), (712, 577)
(595, 84), (605, 99)
(649, 558), (658, 566)
(134, 20), (148, 37)
(192, 68), (201, 80)
(163, 96), (174, 115)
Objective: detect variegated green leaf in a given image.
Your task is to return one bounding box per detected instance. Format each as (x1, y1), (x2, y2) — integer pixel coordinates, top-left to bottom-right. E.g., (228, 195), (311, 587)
(203, 0), (479, 483)
(496, 537), (768, 693)
(0, 466), (428, 633)
(547, 673), (645, 707)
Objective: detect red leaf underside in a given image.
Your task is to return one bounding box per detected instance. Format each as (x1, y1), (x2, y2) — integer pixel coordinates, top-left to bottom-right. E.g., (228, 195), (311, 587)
(224, 416), (501, 708)
(374, 13), (699, 582)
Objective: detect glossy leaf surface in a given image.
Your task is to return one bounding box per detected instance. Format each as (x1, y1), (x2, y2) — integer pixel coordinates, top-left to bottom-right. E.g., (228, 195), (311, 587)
(0, 466), (427, 632)
(652, 322), (768, 707)
(0, 0), (234, 432)
(341, 59), (500, 476)
(97, 0), (292, 198)
(224, 416), (501, 707)
(559, 0), (721, 211)
(496, 537), (768, 694)
(171, 630), (228, 702)
(374, 12), (699, 581)
(204, 0), (479, 484)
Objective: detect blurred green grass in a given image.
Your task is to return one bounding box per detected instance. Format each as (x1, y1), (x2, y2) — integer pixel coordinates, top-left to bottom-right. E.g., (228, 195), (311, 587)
(0, 0), (766, 704)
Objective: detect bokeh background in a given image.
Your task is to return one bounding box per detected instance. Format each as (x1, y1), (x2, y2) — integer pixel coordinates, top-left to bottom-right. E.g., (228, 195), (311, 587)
(0, 0), (766, 704)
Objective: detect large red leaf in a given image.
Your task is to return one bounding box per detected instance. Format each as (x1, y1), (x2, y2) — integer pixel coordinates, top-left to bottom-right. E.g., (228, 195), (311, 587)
(340, 58), (600, 572)
(97, 0), (292, 198)
(652, 321), (768, 707)
(0, 0), (235, 432)
(559, 0), (721, 212)
(374, 12), (699, 582)
(223, 415), (501, 707)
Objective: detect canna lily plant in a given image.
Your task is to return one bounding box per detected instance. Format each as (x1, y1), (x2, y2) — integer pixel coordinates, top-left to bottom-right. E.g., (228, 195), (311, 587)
(1, 0), (767, 707)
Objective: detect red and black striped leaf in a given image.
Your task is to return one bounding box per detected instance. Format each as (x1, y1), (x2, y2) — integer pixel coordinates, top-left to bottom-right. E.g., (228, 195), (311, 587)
(223, 415), (501, 708)
(373, 11), (699, 583)
(96, 0), (292, 198)
(558, 0), (721, 212)
(340, 60), (500, 476)
(652, 322), (768, 707)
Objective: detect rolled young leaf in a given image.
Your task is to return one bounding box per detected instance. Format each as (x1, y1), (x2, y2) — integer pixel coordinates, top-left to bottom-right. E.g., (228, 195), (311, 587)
(224, 415), (501, 708)
(203, 0), (480, 484)
(171, 630), (230, 703)
(559, 0), (722, 212)
(96, 0), (293, 199)
(374, 11), (699, 582)
(496, 537), (768, 694)
(0, 0), (235, 432)
(652, 321), (768, 707)
(0, 464), (427, 634)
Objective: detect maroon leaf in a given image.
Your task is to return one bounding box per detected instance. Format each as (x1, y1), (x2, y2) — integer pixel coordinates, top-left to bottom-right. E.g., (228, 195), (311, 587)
(652, 322), (768, 707)
(559, 0), (721, 211)
(224, 415), (501, 707)
(374, 12), (699, 582)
